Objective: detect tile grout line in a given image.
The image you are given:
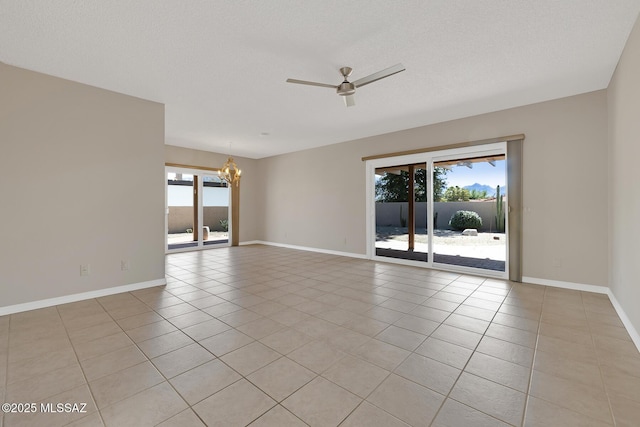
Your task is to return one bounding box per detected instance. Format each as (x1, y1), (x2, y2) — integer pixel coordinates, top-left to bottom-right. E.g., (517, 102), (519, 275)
(128, 286), (216, 426)
(2, 315), (12, 427)
(89, 291), (222, 426)
(519, 285), (545, 427)
(54, 303), (106, 427)
(313, 267), (432, 426)
(581, 290), (618, 426)
(200, 250), (527, 425)
(90, 296), (168, 426)
(524, 289), (623, 426)
(137, 270), (318, 425)
(187, 253), (479, 425)
(129, 283), (256, 426)
(312, 271), (513, 426)
(307, 267), (519, 425)
(168, 254), (402, 425)
(427, 276), (518, 427)
(172, 263), (325, 426)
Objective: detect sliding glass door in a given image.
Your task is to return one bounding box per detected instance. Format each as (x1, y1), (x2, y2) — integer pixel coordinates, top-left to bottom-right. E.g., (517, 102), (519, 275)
(202, 174), (230, 246)
(166, 167), (230, 252)
(431, 153), (506, 273)
(367, 143), (508, 277)
(374, 162), (429, 261)
(167, 172), (197, 250)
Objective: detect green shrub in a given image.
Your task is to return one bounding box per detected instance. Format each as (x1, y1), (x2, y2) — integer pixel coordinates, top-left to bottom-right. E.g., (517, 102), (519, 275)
(449, 210), (482, 231)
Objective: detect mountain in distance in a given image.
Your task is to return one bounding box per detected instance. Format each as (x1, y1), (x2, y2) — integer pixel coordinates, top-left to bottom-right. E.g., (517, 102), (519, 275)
(462, 183), (506, 197)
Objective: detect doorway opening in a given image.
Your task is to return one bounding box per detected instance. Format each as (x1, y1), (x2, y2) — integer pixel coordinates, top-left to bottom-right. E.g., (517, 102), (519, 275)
(368, 142), (508, 277)
(431, 153), (506, 272)
(374, 162), (429, 262)
(166, 167), (230, 252)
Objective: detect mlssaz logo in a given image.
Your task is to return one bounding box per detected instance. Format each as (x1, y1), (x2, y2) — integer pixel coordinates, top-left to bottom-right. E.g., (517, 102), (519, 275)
(40, 403), (88, 413)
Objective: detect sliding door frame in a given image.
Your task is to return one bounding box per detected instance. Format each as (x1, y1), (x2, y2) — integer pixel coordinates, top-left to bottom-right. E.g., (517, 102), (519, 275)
(165, 165), (232, 253)
(366, 152), (426, 262)
(429, 145), (508, 278)
(366, 141), (512, 279)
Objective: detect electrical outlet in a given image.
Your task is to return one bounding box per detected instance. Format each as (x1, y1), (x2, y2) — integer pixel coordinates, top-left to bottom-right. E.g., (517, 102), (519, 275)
(121, 260), (130, 271)
(80, 264), (90, 276)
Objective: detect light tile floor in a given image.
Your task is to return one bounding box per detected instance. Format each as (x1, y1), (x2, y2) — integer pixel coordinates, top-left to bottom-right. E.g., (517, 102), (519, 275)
(1, 245), (640, 426)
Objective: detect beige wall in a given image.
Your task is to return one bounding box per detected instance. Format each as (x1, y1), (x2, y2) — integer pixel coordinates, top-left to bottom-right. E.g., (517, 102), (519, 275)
(0, 63), (165, 309)
(164, 145), (260, 243)
(259, 90), (609, 287)
(608, 16), (640, 335)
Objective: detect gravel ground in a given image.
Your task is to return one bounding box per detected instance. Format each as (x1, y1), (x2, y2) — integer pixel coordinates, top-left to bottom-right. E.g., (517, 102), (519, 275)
(376, 226), (506, 260)
(376, 227), (505, 246)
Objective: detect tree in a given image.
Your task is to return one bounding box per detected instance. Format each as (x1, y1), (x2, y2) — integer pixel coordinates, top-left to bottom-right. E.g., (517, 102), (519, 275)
(375, 171), (409, 202)
(469, 189), (488, 200)
(375, 167), (448, 202)
(433, 167), (448, 202)
(443, 186), (470, 201)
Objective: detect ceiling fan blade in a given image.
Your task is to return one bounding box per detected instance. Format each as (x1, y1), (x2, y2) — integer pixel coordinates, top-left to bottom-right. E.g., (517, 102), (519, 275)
(286, 78), (337, 89)
(352, 63), (405, 88)
(344, 94), (355, 107)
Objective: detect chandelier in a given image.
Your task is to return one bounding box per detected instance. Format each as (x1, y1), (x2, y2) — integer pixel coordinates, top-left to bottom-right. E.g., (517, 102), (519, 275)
(218, 156), (242, 186)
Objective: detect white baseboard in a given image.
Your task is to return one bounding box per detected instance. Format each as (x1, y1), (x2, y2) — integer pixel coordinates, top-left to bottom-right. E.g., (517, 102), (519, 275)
(0, 278), (167, 316)
(523, 276), (640, 352)
(239, 240), (367, 260)
(521, 276), (609, 294)
(606, 290), (640, 353)
(239, 240), (263, 246)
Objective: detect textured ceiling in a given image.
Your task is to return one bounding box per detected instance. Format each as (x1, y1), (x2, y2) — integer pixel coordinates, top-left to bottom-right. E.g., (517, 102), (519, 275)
(2, 1), (640, 159)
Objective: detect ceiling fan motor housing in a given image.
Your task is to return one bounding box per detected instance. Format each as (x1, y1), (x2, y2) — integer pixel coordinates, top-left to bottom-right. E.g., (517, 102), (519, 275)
(337, 82), (356, 96)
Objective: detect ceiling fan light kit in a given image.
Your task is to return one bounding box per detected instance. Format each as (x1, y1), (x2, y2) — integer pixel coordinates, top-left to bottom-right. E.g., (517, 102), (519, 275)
(286, 63), (405, 107)
(337, 67), (356, 96)
(337, 82), (356, 96)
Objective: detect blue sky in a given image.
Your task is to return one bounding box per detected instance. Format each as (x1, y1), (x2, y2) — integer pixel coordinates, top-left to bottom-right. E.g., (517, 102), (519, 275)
(442, 160), (506, 189)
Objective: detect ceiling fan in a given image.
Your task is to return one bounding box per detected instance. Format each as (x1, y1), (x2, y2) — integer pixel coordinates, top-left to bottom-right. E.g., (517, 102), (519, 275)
(286, 63), (405, 107)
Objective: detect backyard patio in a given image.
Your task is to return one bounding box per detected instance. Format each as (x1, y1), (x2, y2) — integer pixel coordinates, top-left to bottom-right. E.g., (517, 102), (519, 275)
(376, 227), (506, 271)
(168, 231), (229, 249)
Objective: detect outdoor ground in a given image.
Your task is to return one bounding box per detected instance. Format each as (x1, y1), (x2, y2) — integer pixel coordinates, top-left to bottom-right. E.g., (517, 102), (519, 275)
(376, 226), (506, 261)
(168, 231), (229, 245)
